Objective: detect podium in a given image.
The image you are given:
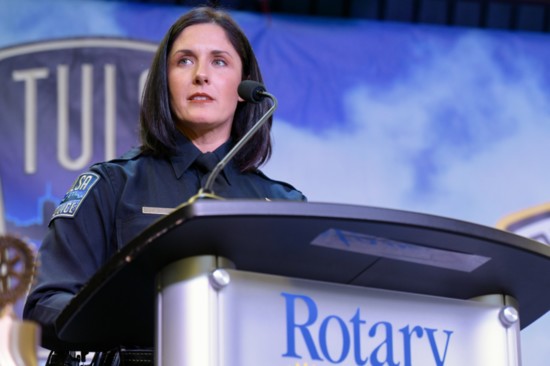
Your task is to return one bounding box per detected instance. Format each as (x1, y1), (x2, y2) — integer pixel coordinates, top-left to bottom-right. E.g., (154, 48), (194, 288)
(54, 200), (550, 365)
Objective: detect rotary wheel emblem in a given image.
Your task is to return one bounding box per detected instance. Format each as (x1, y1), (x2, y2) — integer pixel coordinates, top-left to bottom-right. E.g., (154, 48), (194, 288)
(0, 235), (35, 308)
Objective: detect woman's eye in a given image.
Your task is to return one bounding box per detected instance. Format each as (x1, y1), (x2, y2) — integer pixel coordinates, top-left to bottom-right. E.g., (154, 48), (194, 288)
(213, 59), (227, 66)
(178, 58), (193, 65)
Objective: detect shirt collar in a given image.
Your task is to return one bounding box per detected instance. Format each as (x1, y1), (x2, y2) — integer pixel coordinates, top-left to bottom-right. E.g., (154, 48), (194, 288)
(169, 132), (236, 185)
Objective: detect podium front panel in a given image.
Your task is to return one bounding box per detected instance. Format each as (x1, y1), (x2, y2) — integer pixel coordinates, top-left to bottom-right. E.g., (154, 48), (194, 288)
(157, 256), (520, 366)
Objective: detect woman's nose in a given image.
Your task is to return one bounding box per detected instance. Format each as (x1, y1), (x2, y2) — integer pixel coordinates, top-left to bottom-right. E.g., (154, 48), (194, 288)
(194, 73), (209, 84)
(193, 64), (209, 85)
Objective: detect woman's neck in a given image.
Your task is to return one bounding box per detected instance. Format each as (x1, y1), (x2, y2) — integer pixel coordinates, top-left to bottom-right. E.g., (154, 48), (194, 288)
(177, 125), (230, 153)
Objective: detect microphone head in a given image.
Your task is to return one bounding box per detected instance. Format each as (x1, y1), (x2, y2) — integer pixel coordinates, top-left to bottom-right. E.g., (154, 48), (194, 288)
(238, 80), (266, 103)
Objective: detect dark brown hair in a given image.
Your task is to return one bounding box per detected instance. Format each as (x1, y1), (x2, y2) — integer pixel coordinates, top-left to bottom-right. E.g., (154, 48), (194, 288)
(139, 6), (272, 171)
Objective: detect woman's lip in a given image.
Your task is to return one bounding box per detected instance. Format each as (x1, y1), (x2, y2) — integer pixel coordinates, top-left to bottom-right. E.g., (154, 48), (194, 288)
(188, 93), (213, 101)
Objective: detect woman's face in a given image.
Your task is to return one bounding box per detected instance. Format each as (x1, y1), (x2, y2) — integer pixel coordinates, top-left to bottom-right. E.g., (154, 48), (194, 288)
(167, 23), (243, 141)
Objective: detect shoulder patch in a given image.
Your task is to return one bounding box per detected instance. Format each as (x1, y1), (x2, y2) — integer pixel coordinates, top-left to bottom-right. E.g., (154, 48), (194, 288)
(52, 172), (100, 220)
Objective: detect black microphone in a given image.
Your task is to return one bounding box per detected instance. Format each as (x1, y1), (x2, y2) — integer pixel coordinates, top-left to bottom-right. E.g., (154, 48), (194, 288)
(238, 80), (267, 103)
(191, 80), (278, 200)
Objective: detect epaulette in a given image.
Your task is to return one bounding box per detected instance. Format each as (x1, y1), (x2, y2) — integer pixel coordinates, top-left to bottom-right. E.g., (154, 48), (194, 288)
(110, 146), (143, 162)
(254, 169), (302, 192)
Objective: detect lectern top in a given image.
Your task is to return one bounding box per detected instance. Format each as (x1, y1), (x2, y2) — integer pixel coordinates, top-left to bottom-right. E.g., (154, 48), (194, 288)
(56, 200), (550, 350)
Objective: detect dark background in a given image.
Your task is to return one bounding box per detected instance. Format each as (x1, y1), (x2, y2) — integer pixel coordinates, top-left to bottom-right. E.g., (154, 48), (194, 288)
(106, 0), (550, 33)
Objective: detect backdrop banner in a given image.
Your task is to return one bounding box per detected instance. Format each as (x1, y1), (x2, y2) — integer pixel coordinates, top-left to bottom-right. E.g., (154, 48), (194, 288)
(1, 1), (549, 364)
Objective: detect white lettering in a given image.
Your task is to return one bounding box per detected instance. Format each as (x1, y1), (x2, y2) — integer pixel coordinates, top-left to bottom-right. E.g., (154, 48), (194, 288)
(104, 64), (116, 160)
(57, 64), (94, 170)
(12, 68), (50, 174)
(72, 175), (93, 191)
(14, 62), (148, 175)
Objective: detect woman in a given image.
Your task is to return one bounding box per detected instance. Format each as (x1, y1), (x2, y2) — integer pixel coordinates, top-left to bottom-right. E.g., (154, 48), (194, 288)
(23, 5), (305, 356)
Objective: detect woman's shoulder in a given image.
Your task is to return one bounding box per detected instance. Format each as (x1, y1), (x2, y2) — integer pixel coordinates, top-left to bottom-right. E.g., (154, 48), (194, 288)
(91, 147), (156, 170)
(86, 147), (169, 186)
(252, 170), (307, 201)
(107, 146), (145, 164)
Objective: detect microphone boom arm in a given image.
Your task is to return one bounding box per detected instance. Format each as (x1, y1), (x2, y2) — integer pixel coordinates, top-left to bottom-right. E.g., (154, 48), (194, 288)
(198, 91), (278, 197)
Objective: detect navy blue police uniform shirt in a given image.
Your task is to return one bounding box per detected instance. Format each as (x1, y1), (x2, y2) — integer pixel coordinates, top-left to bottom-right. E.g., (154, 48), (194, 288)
(23, 133), (306, 348)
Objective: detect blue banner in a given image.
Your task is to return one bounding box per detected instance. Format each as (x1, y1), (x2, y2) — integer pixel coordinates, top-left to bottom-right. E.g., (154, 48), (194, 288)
(1, 0), (550, 364)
